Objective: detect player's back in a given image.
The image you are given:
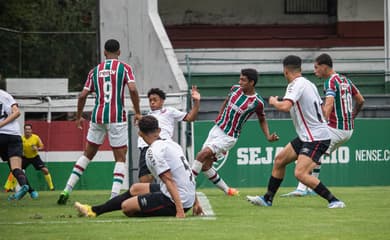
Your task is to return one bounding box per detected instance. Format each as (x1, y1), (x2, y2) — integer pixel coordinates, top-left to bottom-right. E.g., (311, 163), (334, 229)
(86, 59), (135, 123)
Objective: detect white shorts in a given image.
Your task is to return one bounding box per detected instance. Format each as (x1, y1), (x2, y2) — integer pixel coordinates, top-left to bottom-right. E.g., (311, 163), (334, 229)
(326, 127), (353, 154)
(202, 125), (237, 160)
(87, 122), (128, 148)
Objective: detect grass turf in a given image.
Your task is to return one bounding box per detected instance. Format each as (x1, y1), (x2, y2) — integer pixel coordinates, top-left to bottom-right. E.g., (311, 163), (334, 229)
(0, 186), (389, 240)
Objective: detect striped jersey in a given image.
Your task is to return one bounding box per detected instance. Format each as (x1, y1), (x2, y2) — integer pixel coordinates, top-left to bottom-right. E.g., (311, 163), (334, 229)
(283, 77), (330, 142)
(324, 73), (360, 130)
(215, 85), (265, 138)
(84, 59), (135, 124)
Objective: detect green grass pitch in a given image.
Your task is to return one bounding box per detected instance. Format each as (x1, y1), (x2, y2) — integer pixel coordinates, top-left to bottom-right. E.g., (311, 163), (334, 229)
(1, 187), (389, 240)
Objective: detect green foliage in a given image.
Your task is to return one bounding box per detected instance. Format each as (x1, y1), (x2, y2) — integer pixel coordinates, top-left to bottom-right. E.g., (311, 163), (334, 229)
(0, 0), (97, 91)
(1, 187), (389, 240)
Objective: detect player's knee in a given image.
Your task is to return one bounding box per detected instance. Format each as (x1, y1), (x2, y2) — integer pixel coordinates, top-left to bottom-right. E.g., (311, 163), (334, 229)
(294, 168), (305, 181)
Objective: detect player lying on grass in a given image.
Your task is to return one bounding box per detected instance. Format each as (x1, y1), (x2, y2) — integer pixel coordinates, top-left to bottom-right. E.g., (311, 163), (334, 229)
(75, 115), (203, 218)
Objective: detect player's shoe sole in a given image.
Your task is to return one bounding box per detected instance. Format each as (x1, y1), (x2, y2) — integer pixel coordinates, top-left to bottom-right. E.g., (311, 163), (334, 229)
(280, 189), (308, 197)
(74, 202), (96, 217)
(246, 195), (272, 207)
(328, 200), (346, 209)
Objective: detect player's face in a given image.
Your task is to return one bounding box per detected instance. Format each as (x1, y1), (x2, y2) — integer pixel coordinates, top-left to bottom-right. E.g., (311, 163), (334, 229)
(239, 74), (253, 91)
(314, 62), (326, 78)
(148, 94), (164, 111)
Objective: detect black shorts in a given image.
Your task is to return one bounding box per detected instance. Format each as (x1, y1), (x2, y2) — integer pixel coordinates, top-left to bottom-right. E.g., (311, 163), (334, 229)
(135, 183), (191, 217)
(22, 155), (45, 170)
(290, 137), (330, 163)
(138, 147), (151, 178)
(0, 134), (23, 162)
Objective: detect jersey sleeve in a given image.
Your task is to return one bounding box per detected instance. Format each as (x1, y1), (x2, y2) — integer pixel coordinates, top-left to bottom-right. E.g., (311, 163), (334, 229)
(123, 63), (135, 83)
(283, 80), (304, 104)
(255, 100), (265, 117)
(324, 77), (337, 97)
(84, 68), (95, 91)
(167, 107), (187, 121)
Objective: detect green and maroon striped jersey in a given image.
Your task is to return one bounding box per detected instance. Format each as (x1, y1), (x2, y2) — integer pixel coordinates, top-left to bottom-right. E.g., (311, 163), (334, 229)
(84, 59), (135, 124)
(324, 73), (359, 130)
(215, 85), (265, 138)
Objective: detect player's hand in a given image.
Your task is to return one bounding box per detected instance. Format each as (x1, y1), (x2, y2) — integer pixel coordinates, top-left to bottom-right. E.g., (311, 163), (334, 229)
(191, 85), (200, 101)
(268, 96), (278, 106)
(133, 113), (142, 125)
(176, 209), (186, 218)
(192, 203), (204, 216)
(76, 117), (84, 130)
(267, 132), (279, 142)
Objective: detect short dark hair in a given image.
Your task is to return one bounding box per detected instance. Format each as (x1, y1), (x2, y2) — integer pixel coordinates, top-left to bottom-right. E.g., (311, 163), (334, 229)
(283, 55), (302, 71)
(147, 88), (166, 100)
(315, 53), (333, 68)
(104, 39), (120, 53)
(241, 68), (258, 85)
(24, 123), (32, 129)
(139, 115), (159, 134)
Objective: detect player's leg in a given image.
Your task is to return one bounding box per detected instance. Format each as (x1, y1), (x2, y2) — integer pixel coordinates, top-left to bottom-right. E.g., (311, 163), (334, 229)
(109, 122), (128, 199)
(33, 155), (55, 191)
(247, 141), (298, 206)
(58, 123), (103, 204)
(122, 191), (183, 217)
(192, 125), (238, 195)
(111, 147), (127, 199)
(75, 183), (153, 217)
(295, 140), (345, 208)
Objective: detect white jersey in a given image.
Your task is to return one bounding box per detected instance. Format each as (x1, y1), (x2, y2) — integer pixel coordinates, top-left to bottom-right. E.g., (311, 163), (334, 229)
(283, 77), (330, 142)
(145, 139), (196, 209)
(137, 107), (187, 148)
(0, 90), (21, 136)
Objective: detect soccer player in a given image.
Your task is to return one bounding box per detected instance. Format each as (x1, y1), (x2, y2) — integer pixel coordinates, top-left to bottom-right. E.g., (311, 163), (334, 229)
(137, 87), (200, 183)
(0, 89), (36, 200)
(57, 39), (141, 204)
(281, 53), (365, 197)
(191, 68), (279, 196)
(74, 115), (201, 218)
(246, 55), (346, 208)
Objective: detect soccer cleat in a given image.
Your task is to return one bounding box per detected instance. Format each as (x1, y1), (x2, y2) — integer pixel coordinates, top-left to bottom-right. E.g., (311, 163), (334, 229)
(246, 195), (272, 207)
(8, 185), (29, 201)
(328, 200), (346, 209)
(30, 191), (39, 199)
(226, 188), (240, 196)
(57, 191), (70, 205)
(74, 202), (96, 217)
(280, 189), (308, 197)
(306, 189), (317, 196)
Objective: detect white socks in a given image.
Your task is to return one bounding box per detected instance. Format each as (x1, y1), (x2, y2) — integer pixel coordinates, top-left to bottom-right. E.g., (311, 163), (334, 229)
(64, 155), (90, 193)
(111, 162), (126, 199)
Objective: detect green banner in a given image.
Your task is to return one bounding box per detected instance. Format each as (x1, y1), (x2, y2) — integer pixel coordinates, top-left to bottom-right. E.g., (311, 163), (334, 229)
(193, 119), (390, 187)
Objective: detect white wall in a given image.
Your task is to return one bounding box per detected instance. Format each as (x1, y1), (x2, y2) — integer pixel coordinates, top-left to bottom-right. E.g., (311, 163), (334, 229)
(338, 0), (384, 21)
(159, 0), (329, 25)
(99, 0), (187, 94)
